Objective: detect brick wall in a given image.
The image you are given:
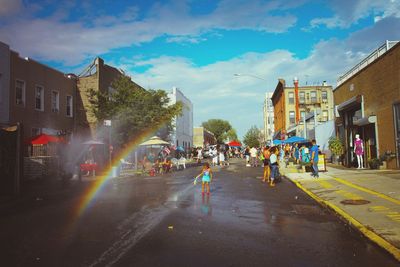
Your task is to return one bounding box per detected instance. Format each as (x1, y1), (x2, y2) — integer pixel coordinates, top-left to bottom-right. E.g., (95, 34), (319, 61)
(334, 43), (400, 169)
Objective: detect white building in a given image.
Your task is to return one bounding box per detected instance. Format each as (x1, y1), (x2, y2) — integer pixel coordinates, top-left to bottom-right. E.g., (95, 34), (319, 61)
(263, 92), (274, 145)
(168, 87), (193, 152)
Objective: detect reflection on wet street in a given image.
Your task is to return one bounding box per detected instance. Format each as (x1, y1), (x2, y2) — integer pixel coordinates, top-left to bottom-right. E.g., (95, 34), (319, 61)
(0, 159), (398, 266)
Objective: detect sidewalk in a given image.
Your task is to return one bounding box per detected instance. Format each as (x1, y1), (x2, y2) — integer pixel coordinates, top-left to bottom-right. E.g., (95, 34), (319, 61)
(281, 163), (400, 261)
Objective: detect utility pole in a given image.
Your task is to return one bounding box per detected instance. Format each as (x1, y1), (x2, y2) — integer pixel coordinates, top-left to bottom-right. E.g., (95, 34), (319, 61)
(294, 77), (300, 124)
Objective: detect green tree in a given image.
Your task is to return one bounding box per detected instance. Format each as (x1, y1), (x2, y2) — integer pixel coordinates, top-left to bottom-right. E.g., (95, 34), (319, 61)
(243, 126), (261, 148)
(201, 119), (233, 143)
(226, 128), (238, 142)
(87, 75), (182, 148)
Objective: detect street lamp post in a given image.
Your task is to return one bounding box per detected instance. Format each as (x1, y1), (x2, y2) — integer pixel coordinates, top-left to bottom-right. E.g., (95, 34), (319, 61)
(104, 120), (112, 168)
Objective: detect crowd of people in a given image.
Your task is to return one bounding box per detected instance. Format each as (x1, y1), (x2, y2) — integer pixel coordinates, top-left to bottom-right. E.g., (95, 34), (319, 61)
(242, 139), (320, 186)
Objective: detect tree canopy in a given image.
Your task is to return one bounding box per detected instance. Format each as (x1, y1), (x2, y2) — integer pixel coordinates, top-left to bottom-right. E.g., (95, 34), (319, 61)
(87, 75), (182, 148)
(201, 119), (235, 143)
(243, 126), (261, 148)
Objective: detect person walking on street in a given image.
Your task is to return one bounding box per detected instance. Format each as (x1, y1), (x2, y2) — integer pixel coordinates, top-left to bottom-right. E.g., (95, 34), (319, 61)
(310, 139), (319, 178)
(244, 147), (250, 167)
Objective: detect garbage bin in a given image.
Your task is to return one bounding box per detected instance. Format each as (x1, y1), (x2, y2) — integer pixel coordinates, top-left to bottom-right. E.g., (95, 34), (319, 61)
(111, 166), (120, 178)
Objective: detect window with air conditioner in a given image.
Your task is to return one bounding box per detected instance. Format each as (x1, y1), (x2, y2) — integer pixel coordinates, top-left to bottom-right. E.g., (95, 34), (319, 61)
(35, 85), (44, 111)
(51, 91), (59, 113)
(16, 80), (25, 106)
(66, 95), (73, 117)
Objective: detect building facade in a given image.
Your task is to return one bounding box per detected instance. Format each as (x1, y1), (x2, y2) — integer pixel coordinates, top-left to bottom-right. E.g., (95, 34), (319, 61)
(0, 41), (76, 141)
(193, 127), (216, 148)
(263, 92), (274, 145)
(334, 41), (400, 169)
(271, 78), (334, 141)
(168, 87), (193, 152)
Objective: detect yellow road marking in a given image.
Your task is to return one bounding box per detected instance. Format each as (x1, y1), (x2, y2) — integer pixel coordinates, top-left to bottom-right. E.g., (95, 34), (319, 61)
(334, 178), (400, 205)
(293, 180), (400, 261)
(318, 180), (333, 189)
(369, 206), (390, 212)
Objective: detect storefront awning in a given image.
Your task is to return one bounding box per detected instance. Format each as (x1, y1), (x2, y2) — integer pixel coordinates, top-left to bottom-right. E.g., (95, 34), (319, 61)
(353, 115), (376, 126)
(337, 95), (362, 112)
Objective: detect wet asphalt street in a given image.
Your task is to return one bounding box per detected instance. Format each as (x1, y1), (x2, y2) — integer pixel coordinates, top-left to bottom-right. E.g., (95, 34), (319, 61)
(1, 158), (398, 266)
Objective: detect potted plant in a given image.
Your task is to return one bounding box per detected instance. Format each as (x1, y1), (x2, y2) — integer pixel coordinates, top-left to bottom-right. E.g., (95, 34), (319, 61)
(328, 137), (344, 164)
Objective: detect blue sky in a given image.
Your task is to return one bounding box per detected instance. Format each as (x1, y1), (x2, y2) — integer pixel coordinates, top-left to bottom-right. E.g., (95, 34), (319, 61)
(1, 0), (400, 139)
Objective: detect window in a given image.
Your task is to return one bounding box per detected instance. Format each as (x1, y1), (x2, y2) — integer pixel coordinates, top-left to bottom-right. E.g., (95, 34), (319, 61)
(322, 110), (329, 121)
(288, 92), (294, 104)
(321, 91), (328, 102)
(15, 80), (25, 106)
(310, 91), (317, 103)
(35, 85), (44, 111)
(51, 91), (59, 113)
(299, 92), (305, 104)
(289, 111), (295, 125)
(66, 95), (73, 117)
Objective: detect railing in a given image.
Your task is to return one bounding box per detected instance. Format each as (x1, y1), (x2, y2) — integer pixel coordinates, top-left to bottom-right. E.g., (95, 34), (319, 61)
(337, 41), (399, 87)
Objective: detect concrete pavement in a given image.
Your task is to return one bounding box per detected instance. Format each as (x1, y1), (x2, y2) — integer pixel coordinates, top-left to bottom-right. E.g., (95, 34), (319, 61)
(280, 163), (400, 261)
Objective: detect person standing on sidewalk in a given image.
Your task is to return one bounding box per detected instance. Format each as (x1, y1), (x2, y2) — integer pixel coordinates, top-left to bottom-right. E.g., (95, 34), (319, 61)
(310, 139), (319, 178)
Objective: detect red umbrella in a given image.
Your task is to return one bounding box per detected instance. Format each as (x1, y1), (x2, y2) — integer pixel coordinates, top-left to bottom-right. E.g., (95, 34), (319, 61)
(228, 141), (242, 147)
(26, 133), (64, 145)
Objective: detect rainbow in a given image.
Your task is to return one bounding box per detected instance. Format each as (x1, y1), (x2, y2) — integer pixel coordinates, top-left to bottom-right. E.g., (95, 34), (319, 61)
(67, 121), (171, 232)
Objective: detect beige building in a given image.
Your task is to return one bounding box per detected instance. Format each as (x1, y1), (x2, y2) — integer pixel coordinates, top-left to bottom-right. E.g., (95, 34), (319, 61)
(334, 41), (400, 169)
(263, 92), (274, 145)
(0, 41), (76, 141)
(193, 127), (216, 148)
(272, 79), (334, 140)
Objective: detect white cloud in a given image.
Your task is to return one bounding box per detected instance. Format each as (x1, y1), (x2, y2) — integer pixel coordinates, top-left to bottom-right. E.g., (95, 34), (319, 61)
(310, 0), (400, 28)
(0, 0), (298, 65)
(117, 40), (365, 138)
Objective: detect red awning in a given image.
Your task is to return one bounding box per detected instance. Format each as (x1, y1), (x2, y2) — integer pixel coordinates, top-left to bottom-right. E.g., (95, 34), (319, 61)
(228, 141), (242, 147)
(26, 134), (65, 145)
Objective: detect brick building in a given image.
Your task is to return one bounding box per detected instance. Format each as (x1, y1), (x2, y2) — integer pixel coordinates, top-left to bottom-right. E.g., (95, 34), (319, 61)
(271, 79), (334, 141)
(0, 41), (76, 141)
(334, 41), (400, 169)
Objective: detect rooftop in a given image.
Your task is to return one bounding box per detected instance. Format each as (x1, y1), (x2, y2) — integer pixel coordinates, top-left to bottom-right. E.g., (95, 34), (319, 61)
(336, 40), (399, 87)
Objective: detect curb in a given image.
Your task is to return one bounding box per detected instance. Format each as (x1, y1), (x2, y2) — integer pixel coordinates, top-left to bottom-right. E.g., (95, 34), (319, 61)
(285, 175), (400, 261)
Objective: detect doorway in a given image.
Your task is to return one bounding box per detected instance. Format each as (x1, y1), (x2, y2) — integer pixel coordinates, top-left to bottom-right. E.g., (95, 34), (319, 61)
(394, 103), (400, 167)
